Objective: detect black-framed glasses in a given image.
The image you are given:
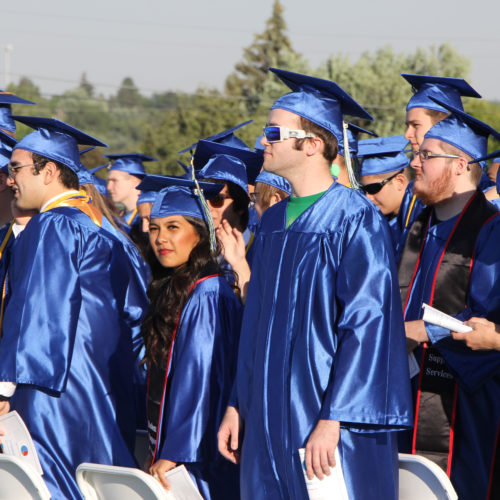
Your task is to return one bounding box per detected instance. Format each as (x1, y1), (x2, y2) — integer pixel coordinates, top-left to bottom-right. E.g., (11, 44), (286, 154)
(262, 126), (316, 143)
(208, 193), (233, 208)
(7, 162), (35, 177)
(360, 169), (404, 195)
(413, 150), (461, 162)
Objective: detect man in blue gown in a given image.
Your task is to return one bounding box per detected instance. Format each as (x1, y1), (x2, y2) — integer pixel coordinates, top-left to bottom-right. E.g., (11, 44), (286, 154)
(399, 100), (500, 500)
(0, 117), (149, 499)
(218, 68), (413, 500)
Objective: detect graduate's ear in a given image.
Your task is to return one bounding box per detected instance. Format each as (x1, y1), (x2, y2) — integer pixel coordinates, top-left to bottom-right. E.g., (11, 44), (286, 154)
(41, 161), (60, 185)
(304, 136), (324, 157)
(454, 156), (469, 176)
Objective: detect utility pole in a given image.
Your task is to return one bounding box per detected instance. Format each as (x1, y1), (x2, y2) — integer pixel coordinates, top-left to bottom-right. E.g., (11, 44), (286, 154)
(2, 44), (13, 89)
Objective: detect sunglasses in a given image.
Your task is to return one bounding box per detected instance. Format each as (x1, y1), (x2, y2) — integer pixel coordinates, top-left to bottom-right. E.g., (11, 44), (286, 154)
(262, 126), (316, 143)
(208, 193), (233, 208)
(360, 169), (403, 195)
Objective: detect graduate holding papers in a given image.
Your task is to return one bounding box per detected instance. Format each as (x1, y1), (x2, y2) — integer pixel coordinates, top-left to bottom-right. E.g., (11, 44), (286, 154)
(0, 117), (149, 499)
(139, 175), (241, 499)
(218, 69), (413, 500)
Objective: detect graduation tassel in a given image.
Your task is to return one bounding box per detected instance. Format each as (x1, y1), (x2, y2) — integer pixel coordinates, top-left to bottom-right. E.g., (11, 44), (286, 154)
(343, 121), (360, 190)
(190, 156), (217, 254)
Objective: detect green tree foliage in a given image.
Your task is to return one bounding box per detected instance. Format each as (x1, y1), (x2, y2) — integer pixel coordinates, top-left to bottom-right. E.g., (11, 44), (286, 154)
(225, 0), (308, 114)
(315, 43), (472, 137)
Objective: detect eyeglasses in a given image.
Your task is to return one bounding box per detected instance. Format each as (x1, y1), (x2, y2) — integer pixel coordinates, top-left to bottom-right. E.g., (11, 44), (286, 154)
(262, 126), (316, 143)
(413, 150), (461, 162)
(7, 162), (35, 177)
(208, 193), (233, 208)
(360, 169), (404, 195)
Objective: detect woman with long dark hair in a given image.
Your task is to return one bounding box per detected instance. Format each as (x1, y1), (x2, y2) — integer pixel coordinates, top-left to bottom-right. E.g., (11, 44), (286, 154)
(141, 179), (241, 499)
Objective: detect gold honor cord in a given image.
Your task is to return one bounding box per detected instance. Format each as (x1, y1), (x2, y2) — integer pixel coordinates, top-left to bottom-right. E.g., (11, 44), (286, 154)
(405, 195), (418, 228)
(126, 208), (138, 225)
(42, 191), (102, 227)
(0, 221), (14, 338)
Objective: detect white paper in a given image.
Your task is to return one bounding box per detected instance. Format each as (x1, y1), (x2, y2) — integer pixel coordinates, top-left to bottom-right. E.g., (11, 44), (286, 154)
(164, 465), (204, 500)
(422, 303), (472, 334)
(408, 352), (420, 379)
(0, 411), (43, 475)
(299, 447), (349, 500)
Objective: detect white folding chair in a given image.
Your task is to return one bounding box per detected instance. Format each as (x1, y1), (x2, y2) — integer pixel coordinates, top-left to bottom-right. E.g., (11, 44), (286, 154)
(76, 462), (170, 500)
(0, 454), (51, 500)
(399, 453), (458, 500)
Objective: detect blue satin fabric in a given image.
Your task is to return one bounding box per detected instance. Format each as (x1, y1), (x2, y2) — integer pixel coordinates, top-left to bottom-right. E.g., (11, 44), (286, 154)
(235, 183), (413, 499)
(153, 276), (241, 499)
(402, 205), (500, 500)
(0, 207), (149, 500)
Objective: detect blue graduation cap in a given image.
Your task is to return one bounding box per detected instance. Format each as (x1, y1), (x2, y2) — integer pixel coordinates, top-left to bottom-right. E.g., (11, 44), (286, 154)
(178, 120), (253, 155)
(0, 129), (17, 174)
(269, 67), (373, 147)
(425, 98), (500, 161)
(402, 74), (481, 113)
(11, 116), (107, 173)
(85, 164), (109, 195)
(105, 153), (157, 178)
(193, 139), (263, 185)
(137, 190), (157, 205)
(137, 174), (222, 222)
(254, 135), (264, 151)
(197, 154), (249, 195)
(0, 91), (35, 133)
(339, 123), (377, 157)
(358, 135), (410, 176)
(255, 170), (291, 195)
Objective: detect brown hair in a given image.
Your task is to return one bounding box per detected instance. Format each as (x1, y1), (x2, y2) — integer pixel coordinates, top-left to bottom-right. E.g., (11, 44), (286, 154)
(81, 183), (124, 232)
(256, 182), (289, 212)
(423, 108), (449, 126)
(32, 153), (79, 190)
(293, 116), (338, 164)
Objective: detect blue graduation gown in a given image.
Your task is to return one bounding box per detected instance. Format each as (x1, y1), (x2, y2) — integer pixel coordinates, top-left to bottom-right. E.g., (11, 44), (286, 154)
(403, 208), (500, 500)
(235, 182), (413, 500)
(0, 207), (149, 500)
(153, 276), (241, 500)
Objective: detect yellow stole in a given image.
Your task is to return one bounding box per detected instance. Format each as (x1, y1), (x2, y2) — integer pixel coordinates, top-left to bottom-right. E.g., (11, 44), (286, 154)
(42, 190), (102, 227)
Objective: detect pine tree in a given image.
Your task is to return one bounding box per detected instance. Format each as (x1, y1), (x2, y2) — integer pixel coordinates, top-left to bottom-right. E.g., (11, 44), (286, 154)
(224, 0), (306, 113)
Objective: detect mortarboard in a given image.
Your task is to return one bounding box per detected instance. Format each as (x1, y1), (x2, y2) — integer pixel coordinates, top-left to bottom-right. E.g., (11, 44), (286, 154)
(0, 129), (17, 174)
(358, 135), (410, 176)
(193, 139), (263, 185)
(197, 154), (249, 195)
(255, 170), (292, 195)
(138, 175), (222, 222)
(178, 120), (253, 155)
(105, 153), (157, 178)
(137, 190), (157, 205)
(402, 74), (481, 113)
(11, 116), (107, 173)
(254, 135), (264, 151)
(339, 123), (377, 157)
(269, 67), (373, 147)
(425, 98), (500, 161)
(0, 91), (35, 133)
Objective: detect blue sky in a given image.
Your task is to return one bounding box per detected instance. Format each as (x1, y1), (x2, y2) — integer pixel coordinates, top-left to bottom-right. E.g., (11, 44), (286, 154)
(1, 0), (499, 100)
